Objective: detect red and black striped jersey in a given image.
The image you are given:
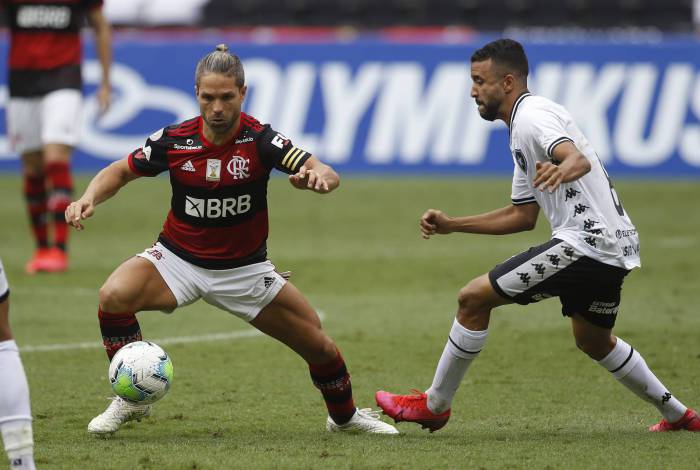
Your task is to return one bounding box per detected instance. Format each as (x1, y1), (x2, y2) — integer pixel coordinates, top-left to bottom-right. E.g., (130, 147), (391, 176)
(2, 0), (102, 96)
(128, 113), (312, 269)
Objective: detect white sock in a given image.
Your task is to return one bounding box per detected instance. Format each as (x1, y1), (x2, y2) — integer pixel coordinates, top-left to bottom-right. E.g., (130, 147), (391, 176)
(0, 340), (35, 470)
(597, 337), (687, 423)
(426, 319), (488, 414)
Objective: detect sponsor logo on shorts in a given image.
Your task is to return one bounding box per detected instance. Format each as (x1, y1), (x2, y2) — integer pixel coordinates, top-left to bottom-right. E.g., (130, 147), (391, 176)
(531, 293), (552, 301)
(548, 253), (562, 267)
(263, 276), (275, 289)
(588, 301), (619, 315)
(616, 228), (637, 239)
(531, 263), (546, 278)
(147, 249), (163, 260)
(517, 272), (531, 286)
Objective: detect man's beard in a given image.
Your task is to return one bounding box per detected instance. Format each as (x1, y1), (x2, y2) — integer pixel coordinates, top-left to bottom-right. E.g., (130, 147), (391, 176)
(204, 115), (235, 133)
(478, 101), (499, 122)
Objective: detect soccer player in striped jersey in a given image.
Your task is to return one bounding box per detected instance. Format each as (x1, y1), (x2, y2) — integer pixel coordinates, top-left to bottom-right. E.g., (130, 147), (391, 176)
(2, 0), (112, 274)
(66, 44), (397, 436)
(0, 258), (36, 470)
(376, 39), (698, 433)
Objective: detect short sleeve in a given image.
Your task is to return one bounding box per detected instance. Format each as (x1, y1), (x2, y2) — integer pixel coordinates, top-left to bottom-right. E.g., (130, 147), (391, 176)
(257, 125), (311, 174)
(519, 107), (574, 161)
(127, 128), (169, 177)
(511, 162), (536, 206)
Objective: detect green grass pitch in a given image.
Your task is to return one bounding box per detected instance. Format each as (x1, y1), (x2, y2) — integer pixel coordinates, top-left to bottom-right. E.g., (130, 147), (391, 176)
(1, 173), (699, 469)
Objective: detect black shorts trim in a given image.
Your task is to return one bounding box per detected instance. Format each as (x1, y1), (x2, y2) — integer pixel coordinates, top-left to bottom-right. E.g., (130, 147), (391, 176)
(0, 289), (9, 303)
(488, 239), (629, 329)
(488, 238), (564, 303)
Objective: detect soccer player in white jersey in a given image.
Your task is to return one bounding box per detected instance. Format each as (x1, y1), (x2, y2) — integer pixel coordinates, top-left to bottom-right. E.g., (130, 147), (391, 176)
(0, 258), (36, 470)
(376, 38), (699, 433)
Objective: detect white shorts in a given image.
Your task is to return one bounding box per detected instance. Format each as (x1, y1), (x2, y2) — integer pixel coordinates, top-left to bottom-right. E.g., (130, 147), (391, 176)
(136, 242), (286, 322)
(0, 258), (8, 300)
(7, 89), (82, 154)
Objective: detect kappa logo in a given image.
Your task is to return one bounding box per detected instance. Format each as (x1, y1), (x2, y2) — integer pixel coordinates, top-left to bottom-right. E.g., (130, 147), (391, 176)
(180, 160), (196, 172)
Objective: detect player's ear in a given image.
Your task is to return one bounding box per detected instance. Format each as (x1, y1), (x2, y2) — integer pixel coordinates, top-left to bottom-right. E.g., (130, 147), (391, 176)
(194, 85), (199, 97)
(239, 85), (248, 101)
(502, 73), (515, 93)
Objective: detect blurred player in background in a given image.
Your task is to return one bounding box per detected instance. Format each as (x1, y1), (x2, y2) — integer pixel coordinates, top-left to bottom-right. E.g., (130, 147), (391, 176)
(2, 0), (112, 274)
(376, 39), (699, 433)
(66, 44), (398, 436)
(0, 258), (36, 470)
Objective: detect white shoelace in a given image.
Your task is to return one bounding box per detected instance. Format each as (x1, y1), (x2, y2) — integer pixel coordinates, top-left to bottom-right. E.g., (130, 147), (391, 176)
(355, 408), (383, 420)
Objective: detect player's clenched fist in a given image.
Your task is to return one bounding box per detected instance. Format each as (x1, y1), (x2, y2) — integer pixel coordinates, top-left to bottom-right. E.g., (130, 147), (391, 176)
(420, 209), (453, 239)
(65, 199), (95, 231)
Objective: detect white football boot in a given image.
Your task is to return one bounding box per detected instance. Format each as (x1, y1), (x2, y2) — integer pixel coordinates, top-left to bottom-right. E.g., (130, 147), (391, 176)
(326, 408), (399, 434)
(87, 397), (151, 435)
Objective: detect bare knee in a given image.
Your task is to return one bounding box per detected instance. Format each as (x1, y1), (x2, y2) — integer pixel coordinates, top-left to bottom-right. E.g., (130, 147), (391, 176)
(99, 281), (137, 313)
(306, 333), (338, 365)
(456, 280), (492, 329)
(574, 335), (615, 361)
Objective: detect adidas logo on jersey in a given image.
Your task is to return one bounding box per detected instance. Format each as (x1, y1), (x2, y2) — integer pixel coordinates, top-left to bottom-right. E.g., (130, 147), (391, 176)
(180, 160), (196, 172)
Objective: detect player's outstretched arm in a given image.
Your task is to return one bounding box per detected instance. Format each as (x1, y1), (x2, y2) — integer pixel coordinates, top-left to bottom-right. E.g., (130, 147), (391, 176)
(88, 7), (112, 114)
(65, 158), (140, 231)
(533, 141), (591, 193)
(288, 155), (340, 194)
(420, 203), (540, 239)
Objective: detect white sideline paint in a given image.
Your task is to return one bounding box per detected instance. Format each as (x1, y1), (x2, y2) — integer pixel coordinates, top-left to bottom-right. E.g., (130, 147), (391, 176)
(20, 310), (326, 354)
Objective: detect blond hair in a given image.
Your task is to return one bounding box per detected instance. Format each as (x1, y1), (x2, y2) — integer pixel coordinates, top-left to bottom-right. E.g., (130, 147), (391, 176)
(195, 44), (245, 87)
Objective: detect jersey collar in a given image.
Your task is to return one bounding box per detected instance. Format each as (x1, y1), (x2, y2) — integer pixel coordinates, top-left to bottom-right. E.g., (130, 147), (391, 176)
(508, 91), (532, 138)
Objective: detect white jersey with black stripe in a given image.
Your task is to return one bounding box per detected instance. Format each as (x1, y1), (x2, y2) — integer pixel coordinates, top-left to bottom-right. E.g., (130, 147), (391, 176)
(508, 92), (640, 270)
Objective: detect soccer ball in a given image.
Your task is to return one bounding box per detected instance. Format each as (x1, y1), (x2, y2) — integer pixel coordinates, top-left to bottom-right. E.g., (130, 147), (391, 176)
(108, 341), (173, 404)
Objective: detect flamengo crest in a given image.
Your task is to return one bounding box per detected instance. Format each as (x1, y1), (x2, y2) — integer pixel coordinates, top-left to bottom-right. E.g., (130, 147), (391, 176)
(227, 155), (250, 180)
